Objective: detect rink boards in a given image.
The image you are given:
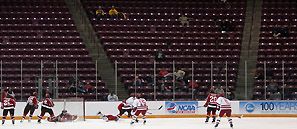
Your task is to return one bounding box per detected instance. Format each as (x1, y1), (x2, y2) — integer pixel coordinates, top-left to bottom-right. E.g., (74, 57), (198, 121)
(1, 100), (297, 120)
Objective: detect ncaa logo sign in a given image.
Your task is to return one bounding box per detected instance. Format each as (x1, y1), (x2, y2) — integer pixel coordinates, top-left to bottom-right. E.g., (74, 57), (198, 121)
(245, 103), (255, 113)
(165, 101), (198, 114)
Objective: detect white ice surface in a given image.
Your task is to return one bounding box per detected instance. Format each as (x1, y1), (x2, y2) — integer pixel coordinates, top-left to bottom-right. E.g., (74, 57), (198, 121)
(1, 118), (296, 129)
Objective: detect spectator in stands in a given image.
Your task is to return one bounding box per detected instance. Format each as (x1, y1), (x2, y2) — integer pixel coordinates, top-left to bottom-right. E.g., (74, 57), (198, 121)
(109, 6), (119, 19)
(133, 76), (144, 87)
(7, 88), (15, 98)
(269, 92), (282, 100)
(272, 26), (289, 37)
(220, 19), (233, 33)
(159, 69), (169, 78)
(215, 85), (225, 94)
(69, 81), (86, 94)
(179, 15), (192, 27)
(226, 90), (235, 100)
(155, 49), (165, 62)
(84, 82), (95, 93)
(95, 6), (105, 20)
(144, 75), (154, 86)
(267, 80), (278, 93)
(173, 68), (185, 80)
(107, 92), (118, 101)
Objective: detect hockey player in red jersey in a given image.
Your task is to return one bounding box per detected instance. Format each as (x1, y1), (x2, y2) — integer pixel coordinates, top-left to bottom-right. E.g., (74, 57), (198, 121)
(204, 90), (218, 123)
(48, 110), (79, 122)
(215, 93), (233, 128)
(130, 96), (148, 125)
(117, 97), (134, 118)
(1, 94), (16, 125)
(21, 92), (38, 122)
(38, 93), (55, 123)
(97, 112), (119, 122)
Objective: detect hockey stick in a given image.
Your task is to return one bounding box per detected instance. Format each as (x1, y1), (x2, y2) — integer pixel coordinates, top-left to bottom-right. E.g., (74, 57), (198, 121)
(235, 114), (244, 119)
(147, 112), (153, 114)
(148, 106), (163, 110)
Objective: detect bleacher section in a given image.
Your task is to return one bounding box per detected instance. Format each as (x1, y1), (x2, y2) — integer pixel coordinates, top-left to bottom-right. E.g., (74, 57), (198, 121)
(254, 0), (297, 100)
(0, 0), (108, 100)
(82, 0), (246, 100)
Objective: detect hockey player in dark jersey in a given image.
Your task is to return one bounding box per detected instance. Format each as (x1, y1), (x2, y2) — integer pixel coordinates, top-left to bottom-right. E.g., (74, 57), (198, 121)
(38, 93), (55, 123)
(21, 92), (38, 122)
(1, 94), (16, 125)
(204, 90), (218, 123)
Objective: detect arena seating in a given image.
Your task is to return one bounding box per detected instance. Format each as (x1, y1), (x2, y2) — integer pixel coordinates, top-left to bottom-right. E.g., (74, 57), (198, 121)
(82, 0), (246, 100)
(0, 0), (108, 100)
(254, 0), (297, 100)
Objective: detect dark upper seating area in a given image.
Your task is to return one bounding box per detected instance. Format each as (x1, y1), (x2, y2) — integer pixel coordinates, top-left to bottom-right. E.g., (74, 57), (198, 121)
(254, 0), (297, 100)
(82, 0), (246, 100)
(0, 0), (108, 100)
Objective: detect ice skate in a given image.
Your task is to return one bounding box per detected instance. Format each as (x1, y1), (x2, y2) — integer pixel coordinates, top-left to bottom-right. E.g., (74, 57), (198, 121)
(214, 123), (219, 128)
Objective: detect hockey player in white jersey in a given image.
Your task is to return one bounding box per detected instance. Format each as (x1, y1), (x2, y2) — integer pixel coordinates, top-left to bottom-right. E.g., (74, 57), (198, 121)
(215, 93), (233, 128)
(130, 95), (148, 125)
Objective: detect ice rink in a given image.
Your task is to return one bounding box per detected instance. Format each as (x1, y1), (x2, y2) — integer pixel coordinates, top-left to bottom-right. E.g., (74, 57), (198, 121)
(1, 118), (296, 129)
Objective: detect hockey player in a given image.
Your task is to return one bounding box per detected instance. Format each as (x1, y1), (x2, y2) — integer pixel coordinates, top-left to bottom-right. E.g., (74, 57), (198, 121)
(130, 96), (148, 125)
(215, 94), (233, 128)
(21, 92), (38, 122)
(1, 94), (16, 125)
(97, 112), (119, 122)
(117, 98), (133, 118)
(38, 93), (55, 123)
(48, 110), (78, 122)
(203, 90), (218, 123)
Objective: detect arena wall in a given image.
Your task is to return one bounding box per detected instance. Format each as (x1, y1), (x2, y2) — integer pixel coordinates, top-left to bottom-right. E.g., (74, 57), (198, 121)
(2, 100), (297, 120)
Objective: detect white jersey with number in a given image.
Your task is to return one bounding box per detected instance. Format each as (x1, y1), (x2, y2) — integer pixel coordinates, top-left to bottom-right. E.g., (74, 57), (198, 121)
(216, 97), (231, 110)
(133, 98), (148, 110)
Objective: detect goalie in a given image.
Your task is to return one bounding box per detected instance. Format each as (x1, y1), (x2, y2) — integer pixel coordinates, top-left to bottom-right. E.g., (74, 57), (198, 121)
(48, 110), (78, 122)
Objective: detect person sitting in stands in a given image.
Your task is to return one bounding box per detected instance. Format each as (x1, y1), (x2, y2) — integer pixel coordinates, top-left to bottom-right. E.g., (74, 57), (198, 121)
(84, 82), (95, 93)
(155, 49), (165, 62)
(95, 6), (105, 20)
(173, 68), (186, 80)
(133, 76), (144, 87)
(272, 25), (289, 37)
(109, 6), (119, 18)
(107, 92), (119, 101)
(179, 15), (192, 27)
